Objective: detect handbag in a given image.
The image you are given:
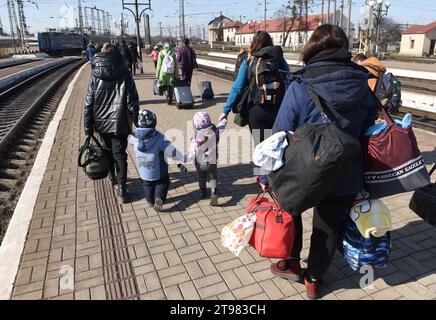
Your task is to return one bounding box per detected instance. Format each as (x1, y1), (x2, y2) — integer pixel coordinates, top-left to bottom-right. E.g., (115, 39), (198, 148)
(268, 89), (362, 217)
(233, 87), (250, 127)
(409, 164), (436, 226)
(361, 97), (430, 198)
(247, 192), (295, 259)
(78, 135), (110, 180)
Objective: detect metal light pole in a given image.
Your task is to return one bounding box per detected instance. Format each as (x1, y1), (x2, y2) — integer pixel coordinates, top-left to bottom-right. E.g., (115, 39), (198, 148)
(327, 0), (331, 24)
(374, 0), (390, 56)
(333, 0), (337, 25)
(347, 0), (353, 48)
(339, 0), (344, 28)
(122, 0), (152, 74)
(321, 0), (325, 25)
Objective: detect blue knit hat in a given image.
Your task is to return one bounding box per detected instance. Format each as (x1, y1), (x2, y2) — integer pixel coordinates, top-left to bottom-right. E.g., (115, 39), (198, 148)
(138, 110), (157, 128)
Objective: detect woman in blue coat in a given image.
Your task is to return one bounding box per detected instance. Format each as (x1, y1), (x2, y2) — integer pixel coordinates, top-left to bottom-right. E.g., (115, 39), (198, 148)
(219, 31), (290, 145)
(269, 25), (378, 300)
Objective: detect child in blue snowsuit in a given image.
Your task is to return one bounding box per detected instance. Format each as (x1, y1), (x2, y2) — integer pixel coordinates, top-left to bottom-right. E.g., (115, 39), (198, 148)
(130, 110), (186, 211)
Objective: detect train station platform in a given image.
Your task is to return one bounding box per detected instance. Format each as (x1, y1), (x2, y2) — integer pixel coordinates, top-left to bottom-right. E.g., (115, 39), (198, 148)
(1, 60), (436, 300)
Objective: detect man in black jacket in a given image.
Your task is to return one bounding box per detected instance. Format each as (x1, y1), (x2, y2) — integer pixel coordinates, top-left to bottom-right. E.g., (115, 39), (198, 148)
(84, 43), (139, 203)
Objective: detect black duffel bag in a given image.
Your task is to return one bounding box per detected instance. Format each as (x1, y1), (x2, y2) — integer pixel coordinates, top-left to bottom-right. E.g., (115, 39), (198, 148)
(268, 90), (362, 217)
(78, 135), (110, 180)
(409, 164), (436, 226)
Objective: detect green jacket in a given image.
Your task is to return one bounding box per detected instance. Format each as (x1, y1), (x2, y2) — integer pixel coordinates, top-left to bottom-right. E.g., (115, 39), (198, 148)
(156, 48), (179, 86)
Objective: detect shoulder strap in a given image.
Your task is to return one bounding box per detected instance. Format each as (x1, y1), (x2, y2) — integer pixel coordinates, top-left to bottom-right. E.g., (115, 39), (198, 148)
(306, 88), (329, 123)
(429, 163), (436, 177)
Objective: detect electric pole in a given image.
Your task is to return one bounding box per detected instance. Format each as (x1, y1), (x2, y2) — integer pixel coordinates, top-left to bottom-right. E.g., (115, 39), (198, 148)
(333, 0), (337, 25)
(321, 0), (324, 25)
(340, 0), (344, 28)
(78, 0), (84, 34)
(159, 22), (163, 39)
(144, 13), (151, 47)
(179, 0), (185, 41)
(264, 0), (267, 30)
(327, 0), (331, 24)
(122, 0), (152, 74)
(16, 0), (28, 50)
(6, 0), (18, 52)
(347, 0), (352, 47)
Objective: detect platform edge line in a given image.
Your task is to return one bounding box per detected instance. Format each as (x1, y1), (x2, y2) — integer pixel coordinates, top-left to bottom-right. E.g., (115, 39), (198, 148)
(0, 63), (87, 300)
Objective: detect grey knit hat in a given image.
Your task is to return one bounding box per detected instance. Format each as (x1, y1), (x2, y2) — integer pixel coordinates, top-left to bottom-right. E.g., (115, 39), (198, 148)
(138, 110), (157, 128)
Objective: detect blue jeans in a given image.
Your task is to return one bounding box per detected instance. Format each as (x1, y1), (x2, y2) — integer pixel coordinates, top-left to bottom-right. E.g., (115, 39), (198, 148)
(143, 176), (170, 205)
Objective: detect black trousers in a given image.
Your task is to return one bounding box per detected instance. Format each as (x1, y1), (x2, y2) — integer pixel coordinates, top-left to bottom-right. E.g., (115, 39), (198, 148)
(248, 104), (278, 146)
(290, 194), (356, 281)
(195, 162), (218, 191)
(143, 176), (170, 204)
(99, 134), (128, 185)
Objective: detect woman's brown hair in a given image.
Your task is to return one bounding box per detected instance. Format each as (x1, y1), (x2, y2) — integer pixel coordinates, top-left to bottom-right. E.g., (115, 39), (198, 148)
(300, 24), (350, 65)
(250, 30), (273, 54)
(101, 43), (120, 54)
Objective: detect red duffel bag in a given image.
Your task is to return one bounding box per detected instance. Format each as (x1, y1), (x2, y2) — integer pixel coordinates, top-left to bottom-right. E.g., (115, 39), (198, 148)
(361, 101), (430, 199)
(247, 192), (295, 259)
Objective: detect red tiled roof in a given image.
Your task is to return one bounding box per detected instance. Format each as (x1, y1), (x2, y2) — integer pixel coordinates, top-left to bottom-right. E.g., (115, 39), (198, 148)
(403, 21), (436, 35)
(223, 21), (243, 29)
(236, 14), (332, 35)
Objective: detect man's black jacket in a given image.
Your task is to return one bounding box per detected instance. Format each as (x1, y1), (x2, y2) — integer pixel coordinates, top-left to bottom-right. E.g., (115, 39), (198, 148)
(84, 52), (139, 137)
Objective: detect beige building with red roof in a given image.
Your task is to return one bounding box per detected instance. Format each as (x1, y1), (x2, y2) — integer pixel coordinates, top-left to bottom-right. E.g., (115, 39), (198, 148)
(234, 13), (350, 50)
(223, 21), (243, 43)
(400, 21), (436, 57)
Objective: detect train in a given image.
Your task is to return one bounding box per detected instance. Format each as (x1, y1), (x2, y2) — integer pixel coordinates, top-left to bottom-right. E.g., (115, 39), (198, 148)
(37, 32), (138, 56)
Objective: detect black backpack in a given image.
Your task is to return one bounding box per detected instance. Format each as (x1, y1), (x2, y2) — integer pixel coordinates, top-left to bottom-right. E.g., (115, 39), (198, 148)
(247, 55), (286, 108)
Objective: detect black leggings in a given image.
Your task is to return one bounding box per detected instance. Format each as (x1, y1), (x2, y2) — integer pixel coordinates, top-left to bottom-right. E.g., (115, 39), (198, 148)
(290, 194), (356, 281)
(248, 104), (278, 146)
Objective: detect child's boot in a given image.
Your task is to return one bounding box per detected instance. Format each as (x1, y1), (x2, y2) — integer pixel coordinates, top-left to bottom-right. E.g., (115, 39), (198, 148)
(154, 198), (163, 212)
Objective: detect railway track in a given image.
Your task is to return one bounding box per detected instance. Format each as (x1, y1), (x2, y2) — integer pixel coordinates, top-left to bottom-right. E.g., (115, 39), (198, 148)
(0, 59), (84, 243)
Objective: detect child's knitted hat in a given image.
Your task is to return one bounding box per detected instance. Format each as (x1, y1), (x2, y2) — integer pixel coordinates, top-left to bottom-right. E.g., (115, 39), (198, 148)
(138, 110), (157, 128)
(193, 112), (212, 130)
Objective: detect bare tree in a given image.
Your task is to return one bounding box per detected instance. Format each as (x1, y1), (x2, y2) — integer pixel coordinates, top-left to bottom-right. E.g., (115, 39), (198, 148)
(378, 18), (402, 52)
(274, 0), (302, 48)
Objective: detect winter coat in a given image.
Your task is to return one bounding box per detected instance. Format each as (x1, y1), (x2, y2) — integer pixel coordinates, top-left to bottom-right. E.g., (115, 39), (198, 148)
(360, 57), (387, 92)
(120, 44), (133, 65)
(272, 47), (379, 196)
(156, 48), (180, 86)
(177, 45), (198, 70)
(86, 45), (97, 62)
(130, 128), (184, 181)
(185, 119), (227, 165)
(84, 52), (139, 137)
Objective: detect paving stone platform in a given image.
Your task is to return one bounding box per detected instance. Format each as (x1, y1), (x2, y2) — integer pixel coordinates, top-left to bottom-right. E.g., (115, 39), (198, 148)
(4, 59), (436, 300)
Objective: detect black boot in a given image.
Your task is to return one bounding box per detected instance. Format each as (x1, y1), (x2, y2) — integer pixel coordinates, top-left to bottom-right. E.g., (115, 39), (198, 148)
(210, 188), (219, 207)
(118, 184), (128, 204)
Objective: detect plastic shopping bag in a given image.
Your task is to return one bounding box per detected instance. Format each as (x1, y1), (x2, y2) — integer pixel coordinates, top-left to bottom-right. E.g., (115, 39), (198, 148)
(220, 213), (256, 256)
(136, 58), (143, 70)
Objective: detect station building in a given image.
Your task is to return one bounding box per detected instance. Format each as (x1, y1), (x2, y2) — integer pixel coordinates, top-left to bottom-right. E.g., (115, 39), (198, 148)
(400, 21), (436, 57)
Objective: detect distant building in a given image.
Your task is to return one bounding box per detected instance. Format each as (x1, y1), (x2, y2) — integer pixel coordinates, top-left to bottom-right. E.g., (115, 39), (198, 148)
(223, 21), (243, 43)
(208, 14), (232, 45)
(235, 12), (351, 50)
(400, 21), (436, 57)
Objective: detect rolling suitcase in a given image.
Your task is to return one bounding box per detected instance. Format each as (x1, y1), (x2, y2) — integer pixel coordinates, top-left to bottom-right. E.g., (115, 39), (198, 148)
(173, 80), (194, 109)
(198, 81), (214, 101)
(409, 164), (436, 226)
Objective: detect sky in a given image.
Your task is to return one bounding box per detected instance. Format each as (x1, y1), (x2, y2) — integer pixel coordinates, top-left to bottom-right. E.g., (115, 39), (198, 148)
(1, 0), (436, 37)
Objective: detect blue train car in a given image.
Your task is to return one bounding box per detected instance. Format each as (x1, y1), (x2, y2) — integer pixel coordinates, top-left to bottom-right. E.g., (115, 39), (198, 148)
(38, 32), (85, 56)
